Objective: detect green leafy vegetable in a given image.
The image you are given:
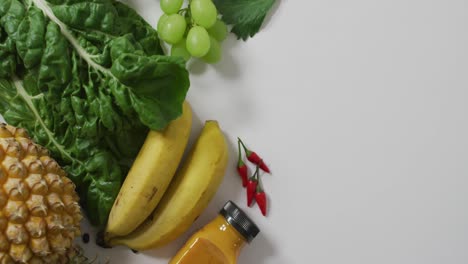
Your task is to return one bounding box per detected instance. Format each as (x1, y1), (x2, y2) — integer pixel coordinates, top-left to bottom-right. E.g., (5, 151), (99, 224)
(213, 0), (276, 40)
(0, 0), (190, 226)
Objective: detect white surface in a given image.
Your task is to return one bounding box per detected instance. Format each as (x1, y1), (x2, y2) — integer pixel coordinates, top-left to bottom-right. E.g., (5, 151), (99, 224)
(6, 0), (468, 263)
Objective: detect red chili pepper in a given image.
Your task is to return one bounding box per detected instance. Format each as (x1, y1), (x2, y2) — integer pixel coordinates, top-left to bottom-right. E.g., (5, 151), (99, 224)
(237, 141), (248, 187)
(246, 167), (259, 207)
(237, 162), (248, 187)
(238, 138), (271, 173)
(255, 187), (267, 216)
(247, 152), (270, 173)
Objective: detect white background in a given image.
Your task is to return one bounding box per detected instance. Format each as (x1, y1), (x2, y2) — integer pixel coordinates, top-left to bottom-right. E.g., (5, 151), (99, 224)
(5, 0), (468, 263)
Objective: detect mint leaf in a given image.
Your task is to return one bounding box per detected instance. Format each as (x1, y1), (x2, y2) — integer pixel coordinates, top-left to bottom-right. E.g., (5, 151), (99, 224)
(213, 0), (276, 40)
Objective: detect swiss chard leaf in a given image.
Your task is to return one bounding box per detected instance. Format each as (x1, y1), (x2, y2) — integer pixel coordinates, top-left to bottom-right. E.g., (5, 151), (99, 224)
(213, 0), (276, 40)
(0, 0), (190, 226)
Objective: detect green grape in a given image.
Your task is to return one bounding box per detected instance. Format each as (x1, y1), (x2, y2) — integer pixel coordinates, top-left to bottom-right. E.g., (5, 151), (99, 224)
(157, 14), (169, 33)
(186, 26), (211, 57)
(202, 37), (222, 64)
(171, 40), (191, 61)
(159, 14), (187, 44)
(207, 19), (228, 42)
(160, 0), (184, 15)
(190, 0), (217, 28)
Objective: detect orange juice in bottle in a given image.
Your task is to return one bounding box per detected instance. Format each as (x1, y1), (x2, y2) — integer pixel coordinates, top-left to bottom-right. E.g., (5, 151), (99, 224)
(169, 201), (260, 264)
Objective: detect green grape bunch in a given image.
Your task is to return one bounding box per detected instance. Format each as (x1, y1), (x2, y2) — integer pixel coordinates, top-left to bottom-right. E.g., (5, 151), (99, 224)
(158, 0), (228, 64)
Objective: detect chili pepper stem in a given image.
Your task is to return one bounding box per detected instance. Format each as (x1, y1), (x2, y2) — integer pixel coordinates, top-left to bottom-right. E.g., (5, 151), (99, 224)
(254, 165), (260, 180)
(237, 141), (242, 164)
(237, 141), (245, 167)
(237, 137), (252, 155)
(256, 171), (263, 193)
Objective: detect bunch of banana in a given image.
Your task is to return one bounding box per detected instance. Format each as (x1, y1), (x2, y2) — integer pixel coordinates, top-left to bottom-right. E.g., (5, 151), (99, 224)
(104, 102), (229, 250)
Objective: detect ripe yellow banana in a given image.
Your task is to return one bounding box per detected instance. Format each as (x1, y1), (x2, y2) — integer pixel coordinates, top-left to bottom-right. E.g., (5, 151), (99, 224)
(105, 102), (192, 238)
(109, 120), (228, 250)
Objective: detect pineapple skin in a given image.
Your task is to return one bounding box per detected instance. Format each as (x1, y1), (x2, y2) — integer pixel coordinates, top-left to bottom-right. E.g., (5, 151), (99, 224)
(0, 124), (82, 263)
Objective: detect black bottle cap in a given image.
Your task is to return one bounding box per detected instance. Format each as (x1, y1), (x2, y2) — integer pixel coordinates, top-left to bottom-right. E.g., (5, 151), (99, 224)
(220, 201), (260, 243)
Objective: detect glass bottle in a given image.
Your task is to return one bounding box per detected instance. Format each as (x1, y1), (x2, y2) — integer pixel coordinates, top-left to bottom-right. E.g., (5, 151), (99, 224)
(169, 201), (260, 264)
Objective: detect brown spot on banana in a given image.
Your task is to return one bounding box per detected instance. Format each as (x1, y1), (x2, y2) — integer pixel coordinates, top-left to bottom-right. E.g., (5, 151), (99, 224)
(148, 187), (158, 202)
(193, 215), (200, 223)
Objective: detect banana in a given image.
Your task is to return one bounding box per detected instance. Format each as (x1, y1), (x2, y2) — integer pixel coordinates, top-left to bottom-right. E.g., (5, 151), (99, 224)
(109, 120), (228, 250)
(105, 102), (192, 239)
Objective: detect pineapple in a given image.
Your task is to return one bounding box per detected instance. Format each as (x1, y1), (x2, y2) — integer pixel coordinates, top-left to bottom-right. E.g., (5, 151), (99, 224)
(0, 124), (83, 263)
